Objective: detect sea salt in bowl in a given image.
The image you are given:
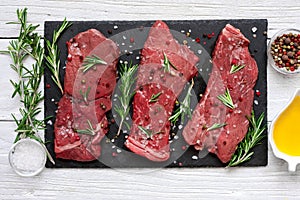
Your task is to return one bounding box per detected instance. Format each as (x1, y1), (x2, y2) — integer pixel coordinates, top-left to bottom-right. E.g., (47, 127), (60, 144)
(8, 138), (47, 176)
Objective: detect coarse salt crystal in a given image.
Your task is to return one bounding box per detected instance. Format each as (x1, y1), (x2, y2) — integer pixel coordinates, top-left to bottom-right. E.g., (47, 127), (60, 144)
(254, 100), (259, 105)
(192, 155), (198, 160)
(251, 27), (257, 33)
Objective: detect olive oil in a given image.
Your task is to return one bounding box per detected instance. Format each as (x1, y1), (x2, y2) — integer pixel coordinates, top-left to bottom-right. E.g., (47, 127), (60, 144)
(273, 95), (300, 156)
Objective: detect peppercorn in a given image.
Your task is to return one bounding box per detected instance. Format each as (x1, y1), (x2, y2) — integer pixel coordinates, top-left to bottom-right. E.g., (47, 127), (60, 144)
(285, 38), (291, 44)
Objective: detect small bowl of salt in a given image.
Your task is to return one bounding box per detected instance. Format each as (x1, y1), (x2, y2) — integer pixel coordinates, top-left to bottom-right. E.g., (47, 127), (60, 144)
(8, 138), (47, 177)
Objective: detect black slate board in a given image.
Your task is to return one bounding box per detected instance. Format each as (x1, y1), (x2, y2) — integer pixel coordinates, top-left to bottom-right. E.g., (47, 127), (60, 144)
(45, 19), (268, 168)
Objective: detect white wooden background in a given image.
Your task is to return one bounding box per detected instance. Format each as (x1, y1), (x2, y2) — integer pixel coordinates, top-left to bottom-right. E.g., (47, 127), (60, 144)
(1, 0), (300, 199)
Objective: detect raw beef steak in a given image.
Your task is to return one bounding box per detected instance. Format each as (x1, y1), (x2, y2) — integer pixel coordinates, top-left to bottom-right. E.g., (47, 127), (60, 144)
(54, 29), (119, 161)
(182, 24), (258, 163)
(125, 20), (199, 162)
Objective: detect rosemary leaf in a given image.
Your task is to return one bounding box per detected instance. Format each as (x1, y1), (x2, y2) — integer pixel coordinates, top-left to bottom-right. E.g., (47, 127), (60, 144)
(217, 88), (235, 109)
(230, 64), (245, 74)
(207, 123), (227, 131)
(76, 120), (96, 136)
(163, 52), (177, 73)
(81, 55), (107, 73)
(114, 62), (138, 138)
(149, 92), (162, 103)
(169, 79), (194, 123)
(227, 111), (266, 167)
(45, 18), (72, 94)
(80, 86), (91, 104)
(138, 126), (161, 139)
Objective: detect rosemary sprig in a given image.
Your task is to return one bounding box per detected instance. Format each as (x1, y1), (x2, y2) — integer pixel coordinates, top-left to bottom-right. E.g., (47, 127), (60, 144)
(149, 92), (162, 103)
(81, 55), (107, 73)
(230, 64), (245, 74)
(217, 88), (235, 109)
(138, 126), (162, 139)
(206, 123), (227, 131)
(45, 19), (72, 94)
(169, 79), (194, 123)
(76, 120), (96, 136)
(227, 111), (266, 167)
(114, 62), (138, 138)
(79, 86), (91, 104)
(163, 52), (177, 73)
(1, 8), (55, 164)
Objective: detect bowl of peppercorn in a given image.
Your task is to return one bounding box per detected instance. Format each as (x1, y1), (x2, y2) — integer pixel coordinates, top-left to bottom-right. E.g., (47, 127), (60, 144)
(268, 29), (300, 76)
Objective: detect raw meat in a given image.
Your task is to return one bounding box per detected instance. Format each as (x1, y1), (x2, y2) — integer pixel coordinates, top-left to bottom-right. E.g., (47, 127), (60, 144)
(54, 95), (110, 161)
(64, 29), (119, 100)
(54, 29), (119, 161)
(182, 24), (258, 163)
(125, 20), (199, 162)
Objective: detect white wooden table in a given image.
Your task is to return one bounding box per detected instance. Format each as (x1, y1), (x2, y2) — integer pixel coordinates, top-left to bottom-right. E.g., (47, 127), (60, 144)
(1, 1), (300, 199)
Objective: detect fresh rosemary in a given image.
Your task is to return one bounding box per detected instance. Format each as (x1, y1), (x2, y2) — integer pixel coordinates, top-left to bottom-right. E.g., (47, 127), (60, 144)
(138, 126), (161, 139)
(81, 55), (107, 73)
(227, 111), (266, 167)
(149, 92), (162, 103)
(45, 19), (72, 94)
(230, 64), (245, 74)
(79, 86), (91, 105)
(76, 120), (97, 136)
(206, 123), (227, 131)
(169, 79), (194, 123)
(1, 8), (55, 164)
(163, 52), (177, 73)
(217, 88), (235, 109)
(114, 62), (138, 138)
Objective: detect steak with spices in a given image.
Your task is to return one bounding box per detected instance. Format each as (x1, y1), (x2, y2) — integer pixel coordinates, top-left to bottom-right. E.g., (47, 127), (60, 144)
(182, 24), (258, 163)
(54, 29), (119, 161)
(125, 20), (199, 162)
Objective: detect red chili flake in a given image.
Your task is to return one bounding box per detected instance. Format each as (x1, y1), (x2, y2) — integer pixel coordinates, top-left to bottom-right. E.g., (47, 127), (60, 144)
(181, 145), (186, 150)
(255, 90), (261, 97)
(290, 66), (295, 71)
(130, 37), (134, 43)
(203, 41), (207, 45)
(178, 162), (183, 166)
(211, 32), (215, 36)
(67, 54), (72, 61)
(75, 135), (80, 141)
(229, 109), (233, 113)
(238, 96), (243, 102)
(112, 152), (117, 157)
(195, 37), (200, 43)
(46, 83), (51, 89)
(231, 58), (238, 65)
(111, 119), (115, 124)
(207, 34), (212, 39)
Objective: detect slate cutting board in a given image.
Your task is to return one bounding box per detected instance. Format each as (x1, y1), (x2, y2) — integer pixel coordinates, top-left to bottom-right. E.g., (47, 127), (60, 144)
(45, 19), (268, 168)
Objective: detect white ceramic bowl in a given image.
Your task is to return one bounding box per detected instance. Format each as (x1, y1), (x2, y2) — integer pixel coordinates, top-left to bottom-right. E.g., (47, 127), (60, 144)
(267, 28), (300, 76)
(269, 88), (300, 171)
(8, 138), (47, 176)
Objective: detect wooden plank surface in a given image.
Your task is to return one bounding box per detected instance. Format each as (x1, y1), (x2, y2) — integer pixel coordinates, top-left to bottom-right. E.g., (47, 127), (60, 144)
(0, 0), (300, 199)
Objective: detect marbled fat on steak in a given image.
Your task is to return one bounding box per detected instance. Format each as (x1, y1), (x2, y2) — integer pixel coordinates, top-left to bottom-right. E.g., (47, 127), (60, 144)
(182, 24), (258, 163)
(125, 20), (199, 162)
(54, 29), (119, 161)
